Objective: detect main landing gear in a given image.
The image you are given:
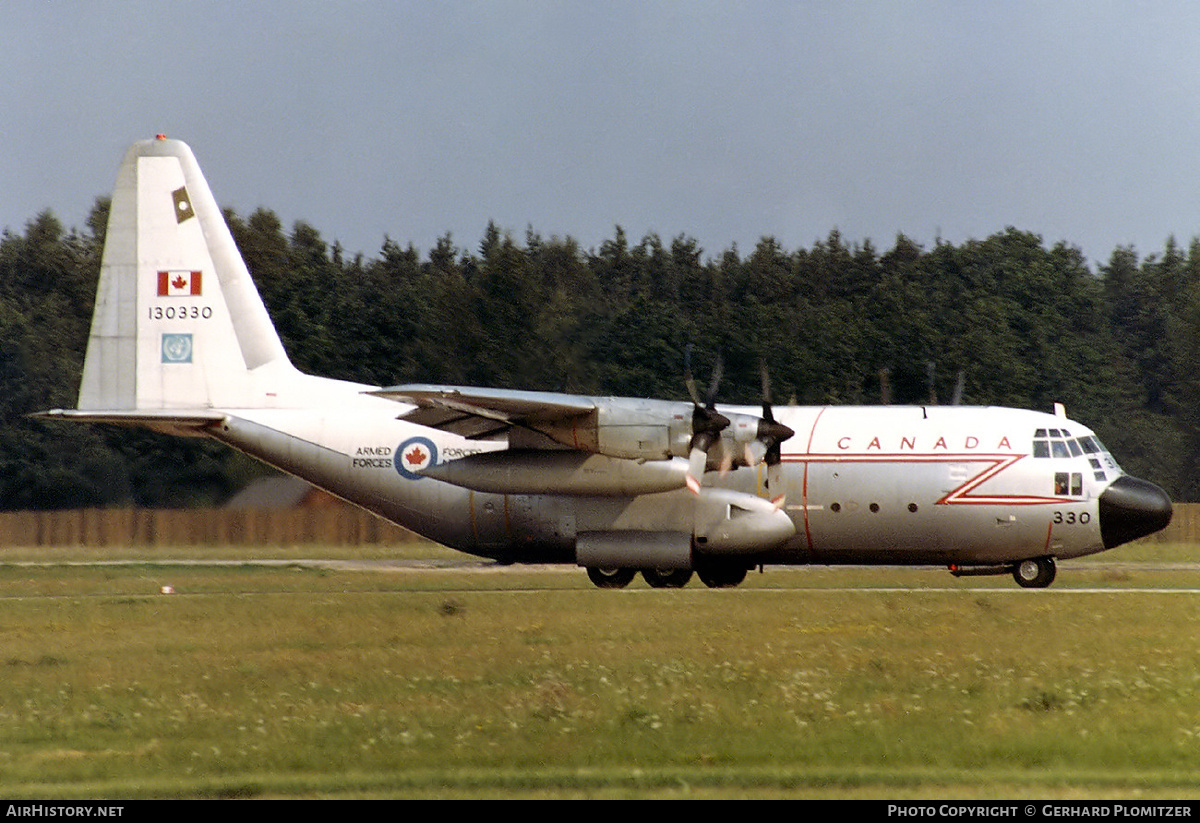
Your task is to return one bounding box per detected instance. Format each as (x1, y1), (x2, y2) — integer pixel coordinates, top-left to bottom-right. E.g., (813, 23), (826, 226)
(585, 561), (749, 589)
(585, 567), (637, 589)
(641, 568), (693, 588)
(1012, 556), (1057, 589)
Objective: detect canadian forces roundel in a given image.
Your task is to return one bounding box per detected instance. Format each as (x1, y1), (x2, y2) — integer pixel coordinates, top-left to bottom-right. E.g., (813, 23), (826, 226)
(395, 436), (437, 480)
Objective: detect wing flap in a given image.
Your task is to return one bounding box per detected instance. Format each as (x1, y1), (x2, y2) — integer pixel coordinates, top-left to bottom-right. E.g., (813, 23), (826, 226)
(372, 385), (596, 440)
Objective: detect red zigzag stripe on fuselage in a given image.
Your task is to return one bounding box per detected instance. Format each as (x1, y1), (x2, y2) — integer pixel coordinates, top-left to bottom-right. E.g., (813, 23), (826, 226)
(779, 451), (1068, 506)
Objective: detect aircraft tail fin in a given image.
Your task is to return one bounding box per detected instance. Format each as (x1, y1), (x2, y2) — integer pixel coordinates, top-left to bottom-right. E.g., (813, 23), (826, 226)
(76, 136), (297, 412)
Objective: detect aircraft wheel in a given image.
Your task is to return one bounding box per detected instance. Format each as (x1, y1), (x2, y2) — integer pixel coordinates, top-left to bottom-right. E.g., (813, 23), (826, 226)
(696, 563), (749, 589)
(641, 568), (693, 589)
(586, 567), (636, 589)
(1012, 556), (1056, 589)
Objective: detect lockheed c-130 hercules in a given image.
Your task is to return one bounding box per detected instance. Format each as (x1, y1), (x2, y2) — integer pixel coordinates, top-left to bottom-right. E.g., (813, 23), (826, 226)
(37, 137), (1174, 589)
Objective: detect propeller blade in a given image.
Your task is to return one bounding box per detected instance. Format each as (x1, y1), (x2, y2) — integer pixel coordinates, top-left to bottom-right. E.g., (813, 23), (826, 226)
(718, 440), (735, 476)
(766, 460), (786, 510)
(684, 346), (723, 409)
(759, 359), (775, 421)
(684, 345), (701, 407)
(706, 354), (723, 407)
(686, 444), (709, 494)
(745, 439), (767, 468)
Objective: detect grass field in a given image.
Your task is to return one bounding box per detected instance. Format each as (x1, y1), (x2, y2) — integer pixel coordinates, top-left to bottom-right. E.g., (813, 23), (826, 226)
(2, 538), (1199, 799)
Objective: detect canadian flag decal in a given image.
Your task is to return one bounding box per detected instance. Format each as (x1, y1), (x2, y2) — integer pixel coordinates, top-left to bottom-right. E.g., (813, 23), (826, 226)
(157, 270), (203, 296)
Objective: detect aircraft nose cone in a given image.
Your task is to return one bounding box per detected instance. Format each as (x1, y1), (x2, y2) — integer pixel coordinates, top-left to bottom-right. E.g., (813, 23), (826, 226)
(1099, 475), (1173, 549)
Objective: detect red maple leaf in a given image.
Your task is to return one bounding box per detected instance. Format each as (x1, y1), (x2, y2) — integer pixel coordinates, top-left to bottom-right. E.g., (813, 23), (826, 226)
(172, 274), (188, 291)
(404, 446), (427, 466)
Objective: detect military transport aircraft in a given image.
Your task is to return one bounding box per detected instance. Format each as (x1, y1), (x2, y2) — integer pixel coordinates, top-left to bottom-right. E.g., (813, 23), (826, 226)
(36, 137), (1174, 589)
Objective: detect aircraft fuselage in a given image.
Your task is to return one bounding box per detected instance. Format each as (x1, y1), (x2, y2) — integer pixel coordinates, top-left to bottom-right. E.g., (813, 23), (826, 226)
(206, 393), (1157, 573)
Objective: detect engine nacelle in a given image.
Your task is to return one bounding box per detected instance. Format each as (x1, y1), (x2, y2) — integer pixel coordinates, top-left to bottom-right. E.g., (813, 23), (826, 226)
(421, 450), (690, 496)
(532, 399), (693, 461)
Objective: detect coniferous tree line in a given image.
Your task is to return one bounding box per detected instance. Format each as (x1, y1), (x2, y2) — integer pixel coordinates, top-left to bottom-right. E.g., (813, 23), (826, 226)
(3, 197), (1200, 507)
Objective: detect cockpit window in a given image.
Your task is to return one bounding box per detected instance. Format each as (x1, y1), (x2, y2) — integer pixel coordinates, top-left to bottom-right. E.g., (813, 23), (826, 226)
(1034, 430), (1123, 481)
(1034, 429), (1078, 459)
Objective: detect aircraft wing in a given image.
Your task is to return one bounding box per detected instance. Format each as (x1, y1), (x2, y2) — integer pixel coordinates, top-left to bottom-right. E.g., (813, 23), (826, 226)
(370, 384), (597, 440)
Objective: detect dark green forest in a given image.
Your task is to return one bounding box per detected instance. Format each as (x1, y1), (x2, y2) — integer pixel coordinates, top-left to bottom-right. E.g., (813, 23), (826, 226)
(4, 198), (1200, 508)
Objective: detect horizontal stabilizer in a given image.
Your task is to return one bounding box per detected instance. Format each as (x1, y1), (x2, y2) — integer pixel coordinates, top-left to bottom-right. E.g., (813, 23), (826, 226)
(33, 408), (226, 438)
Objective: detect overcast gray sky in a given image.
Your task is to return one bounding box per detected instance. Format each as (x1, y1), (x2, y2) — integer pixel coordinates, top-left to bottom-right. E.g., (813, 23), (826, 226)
(5, 1), (1200, 269)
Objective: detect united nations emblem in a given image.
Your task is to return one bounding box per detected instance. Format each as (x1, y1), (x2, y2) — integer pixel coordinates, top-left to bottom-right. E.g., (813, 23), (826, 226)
(161, 333), (193, 363)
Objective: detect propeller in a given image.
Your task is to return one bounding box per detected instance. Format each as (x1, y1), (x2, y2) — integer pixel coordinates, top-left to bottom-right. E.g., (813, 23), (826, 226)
(756, 360), (794, 508)
(682, 348), (794, 502)
(684, 347), (729, 493)
(950, 369), (965, 405)
(927, 361), (966, 406)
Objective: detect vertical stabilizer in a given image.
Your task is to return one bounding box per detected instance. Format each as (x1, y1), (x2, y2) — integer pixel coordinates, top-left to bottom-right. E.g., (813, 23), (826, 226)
(77, 137), (295, 411)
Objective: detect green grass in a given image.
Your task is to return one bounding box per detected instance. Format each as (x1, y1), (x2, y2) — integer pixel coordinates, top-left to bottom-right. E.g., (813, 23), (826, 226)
(1, 542), (1199, 798)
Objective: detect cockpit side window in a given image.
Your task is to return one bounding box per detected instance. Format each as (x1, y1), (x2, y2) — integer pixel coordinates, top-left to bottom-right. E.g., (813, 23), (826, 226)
(1054, 472), (1084, 497)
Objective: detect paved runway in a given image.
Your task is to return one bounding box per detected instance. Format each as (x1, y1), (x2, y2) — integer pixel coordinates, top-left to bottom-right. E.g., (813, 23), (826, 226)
(6, 557), (1200, 595)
